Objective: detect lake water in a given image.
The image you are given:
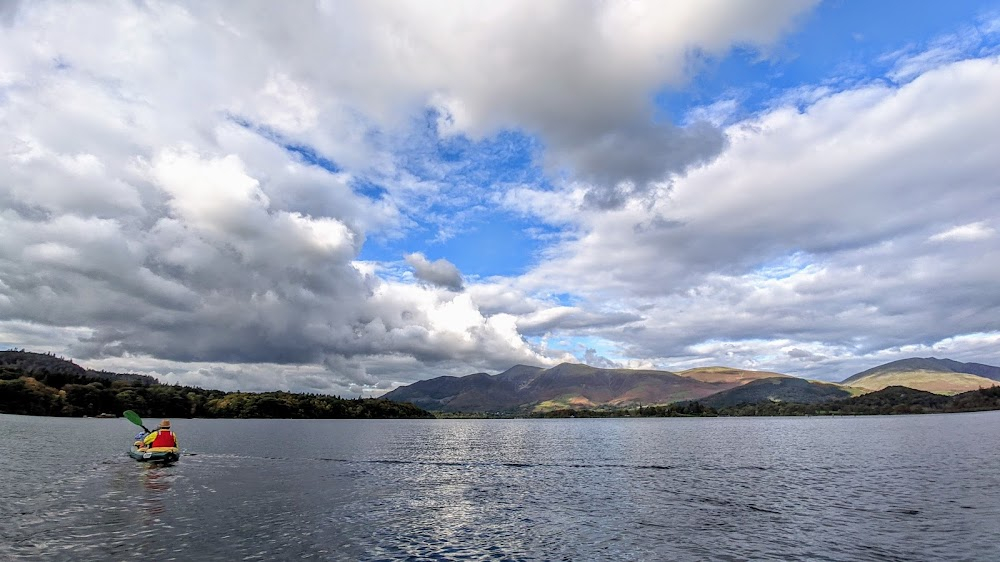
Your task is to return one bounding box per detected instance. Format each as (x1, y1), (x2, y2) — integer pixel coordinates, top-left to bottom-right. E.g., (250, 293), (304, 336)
(1, 412), (999, 561)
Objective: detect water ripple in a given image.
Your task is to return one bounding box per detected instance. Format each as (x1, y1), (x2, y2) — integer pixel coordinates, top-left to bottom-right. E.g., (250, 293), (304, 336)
(2, 414), (1000, 560)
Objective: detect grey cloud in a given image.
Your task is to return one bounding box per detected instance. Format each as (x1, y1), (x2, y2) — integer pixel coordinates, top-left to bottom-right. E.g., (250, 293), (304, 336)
(600, 238), (1000, 380)
(516, 307), (643, 336)
(569, 121), (728, 209)
(322, 355), (377, 386)
(0, 0), (22, 26)
(787, 348), (826, 361)
(583, 348), (622, 369)
(633, 216), (685, 234)
(404, 252), (464, 291)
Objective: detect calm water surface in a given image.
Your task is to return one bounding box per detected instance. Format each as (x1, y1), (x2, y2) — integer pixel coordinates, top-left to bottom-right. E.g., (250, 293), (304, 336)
(1, 412), (999, 561)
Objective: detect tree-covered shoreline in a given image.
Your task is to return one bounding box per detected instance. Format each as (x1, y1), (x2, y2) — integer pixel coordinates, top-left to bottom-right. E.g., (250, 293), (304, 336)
(0, 353), (432, 420)
(531, 385), (1000, 418)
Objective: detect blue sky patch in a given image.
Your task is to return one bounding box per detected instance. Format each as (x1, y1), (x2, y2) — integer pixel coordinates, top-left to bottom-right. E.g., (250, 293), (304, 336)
(229, 114), (341, 174)
(359, 111), (554, 276)
(656, 0), (999, 124)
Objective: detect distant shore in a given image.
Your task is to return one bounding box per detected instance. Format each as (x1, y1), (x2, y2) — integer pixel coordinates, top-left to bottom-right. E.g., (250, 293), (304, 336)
(0, 351), (432, 420)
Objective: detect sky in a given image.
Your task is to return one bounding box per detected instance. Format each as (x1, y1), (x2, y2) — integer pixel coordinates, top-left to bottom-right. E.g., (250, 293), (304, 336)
(2, 0), (1000, 396)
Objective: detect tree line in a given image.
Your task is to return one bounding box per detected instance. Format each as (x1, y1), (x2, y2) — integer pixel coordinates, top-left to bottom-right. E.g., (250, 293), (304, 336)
(531, 385), (1000, 418)
(0, 365), (432, 419)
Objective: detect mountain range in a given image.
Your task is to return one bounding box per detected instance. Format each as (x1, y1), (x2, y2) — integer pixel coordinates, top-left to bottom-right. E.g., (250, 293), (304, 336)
(383, 357), (1000, 414)
(6, 349), (998, 415)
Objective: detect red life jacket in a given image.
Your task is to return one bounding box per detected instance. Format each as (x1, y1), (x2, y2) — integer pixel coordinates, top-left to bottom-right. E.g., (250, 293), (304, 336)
(151, 429), (176, 448)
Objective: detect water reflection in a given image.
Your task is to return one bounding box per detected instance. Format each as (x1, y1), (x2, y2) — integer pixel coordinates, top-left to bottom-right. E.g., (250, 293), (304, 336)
(141, 464), (173, 491)
(362, 422), (538, 559)
(138, 465), (171, 523)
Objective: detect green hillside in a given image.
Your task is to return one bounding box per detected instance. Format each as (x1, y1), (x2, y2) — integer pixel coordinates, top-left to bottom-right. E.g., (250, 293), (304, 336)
(534, 386), (1000, 418)
(697, 377), (851, 408)
(677, 366), (789, 385)
(841, 357), (1000, 394)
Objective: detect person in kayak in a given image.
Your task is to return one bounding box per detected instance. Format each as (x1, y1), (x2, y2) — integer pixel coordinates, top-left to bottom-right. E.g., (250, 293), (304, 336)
(138, 419), (178, 449)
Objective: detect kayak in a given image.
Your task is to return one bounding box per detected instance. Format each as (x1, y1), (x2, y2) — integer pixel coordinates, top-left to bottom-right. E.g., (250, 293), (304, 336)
(128, 446), (180, 463)
(123, 413), (180, 463)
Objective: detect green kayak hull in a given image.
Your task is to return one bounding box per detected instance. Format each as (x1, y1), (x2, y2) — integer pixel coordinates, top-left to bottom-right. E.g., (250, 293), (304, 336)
(128, 448), (180, 463)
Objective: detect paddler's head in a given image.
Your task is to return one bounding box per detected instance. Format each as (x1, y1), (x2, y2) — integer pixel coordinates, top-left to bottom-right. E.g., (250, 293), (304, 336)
(158, 419), (171, 429)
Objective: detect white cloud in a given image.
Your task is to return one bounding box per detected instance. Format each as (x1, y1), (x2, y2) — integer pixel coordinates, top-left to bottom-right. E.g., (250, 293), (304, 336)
(883, 14), (1000, 83)
(928, 221), (995, 242)
(684, 98), (742, 127)
(515, 307), (642, 335)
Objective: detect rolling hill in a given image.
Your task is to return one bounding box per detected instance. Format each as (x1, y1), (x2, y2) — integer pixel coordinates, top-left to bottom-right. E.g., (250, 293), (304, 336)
(0, 350), (88, 376)
(711, 385), (1000, 417)
(696, 377), (852, 408)
(677, 366), (790, 385)
(0, 350), (158, 385)
(380, 365), (543, 412)
(841, 357), (1000, 394)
